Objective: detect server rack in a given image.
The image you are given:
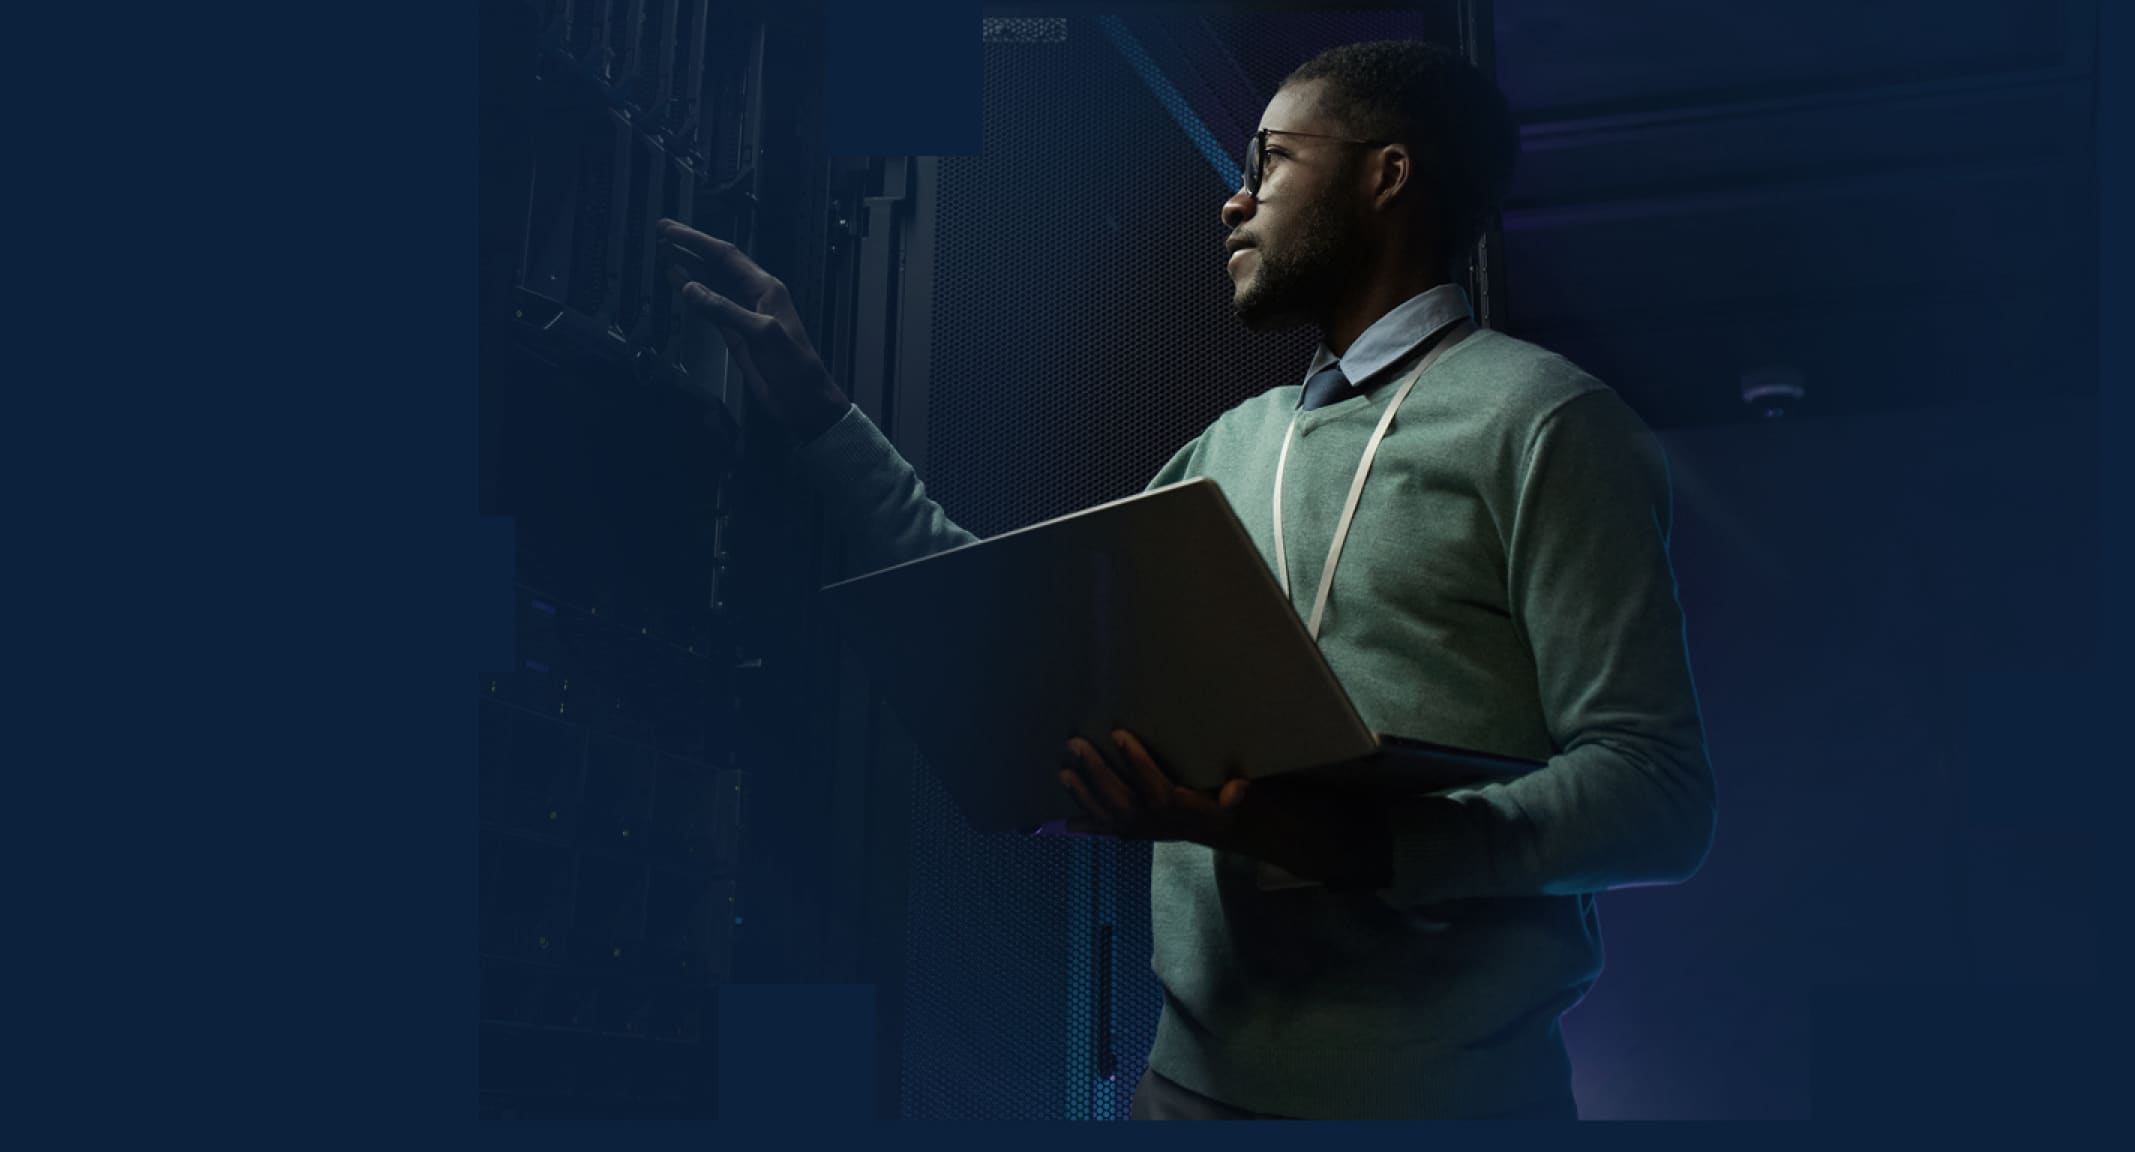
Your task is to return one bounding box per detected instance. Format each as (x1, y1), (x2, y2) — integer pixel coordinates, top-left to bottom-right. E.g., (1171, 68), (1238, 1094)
(474, 0), (850, 1119)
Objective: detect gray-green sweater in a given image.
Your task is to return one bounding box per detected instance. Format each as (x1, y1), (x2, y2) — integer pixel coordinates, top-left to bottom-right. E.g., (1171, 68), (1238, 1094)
(791, 324), (1715, 1119)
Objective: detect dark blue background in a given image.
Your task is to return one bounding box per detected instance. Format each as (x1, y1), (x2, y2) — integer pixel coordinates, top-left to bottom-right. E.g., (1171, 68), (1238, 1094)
(18, 0), (2125, 1141)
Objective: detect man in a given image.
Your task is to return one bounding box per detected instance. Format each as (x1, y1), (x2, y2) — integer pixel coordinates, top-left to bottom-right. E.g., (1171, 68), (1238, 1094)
(659, 40), (1715, 1121)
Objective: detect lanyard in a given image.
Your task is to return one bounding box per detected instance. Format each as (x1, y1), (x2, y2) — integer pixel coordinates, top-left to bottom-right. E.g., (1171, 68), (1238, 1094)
(1273, 319), (1475, 640)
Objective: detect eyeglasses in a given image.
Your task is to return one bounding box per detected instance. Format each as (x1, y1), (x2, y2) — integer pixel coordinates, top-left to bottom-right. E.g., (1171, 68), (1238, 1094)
(1243, 128), (1390, 198)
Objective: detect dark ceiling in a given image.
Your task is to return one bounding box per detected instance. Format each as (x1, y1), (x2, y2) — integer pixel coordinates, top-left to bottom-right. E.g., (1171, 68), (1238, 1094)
(1078, 0), (2100, 428)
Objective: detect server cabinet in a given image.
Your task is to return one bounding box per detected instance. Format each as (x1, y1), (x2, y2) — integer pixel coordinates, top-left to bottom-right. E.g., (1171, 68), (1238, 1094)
(475, 0), (823, 1119)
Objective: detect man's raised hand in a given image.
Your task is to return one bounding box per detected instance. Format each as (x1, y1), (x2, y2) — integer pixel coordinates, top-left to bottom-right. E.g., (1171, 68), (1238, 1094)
(657, 218), (851, 441)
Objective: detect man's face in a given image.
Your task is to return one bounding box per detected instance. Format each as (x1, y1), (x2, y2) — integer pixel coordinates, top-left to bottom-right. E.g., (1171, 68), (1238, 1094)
(1225, 81), (1372, 332)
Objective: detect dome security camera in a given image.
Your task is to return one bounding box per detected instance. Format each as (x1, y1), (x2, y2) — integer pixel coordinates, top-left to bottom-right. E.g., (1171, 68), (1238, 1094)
(1741, 366), (1807, 420)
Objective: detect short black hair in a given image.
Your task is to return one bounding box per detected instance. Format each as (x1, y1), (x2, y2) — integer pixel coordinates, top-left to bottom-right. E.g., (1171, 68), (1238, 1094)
(1281, 40), (1520, 272)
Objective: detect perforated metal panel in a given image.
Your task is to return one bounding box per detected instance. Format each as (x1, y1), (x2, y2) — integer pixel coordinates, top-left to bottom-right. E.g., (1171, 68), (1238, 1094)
(923, 26), (1321, 538)
(1201, 8), (1451, 102)
(895, 18), (1329, 1121)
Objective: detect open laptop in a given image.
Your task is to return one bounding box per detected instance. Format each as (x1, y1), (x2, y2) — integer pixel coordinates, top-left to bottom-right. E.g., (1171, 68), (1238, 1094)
(819, 477), (1540, 834)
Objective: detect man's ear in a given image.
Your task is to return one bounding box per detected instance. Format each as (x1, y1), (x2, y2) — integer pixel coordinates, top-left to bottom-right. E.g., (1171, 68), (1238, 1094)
(1370, 143), (1415, 214)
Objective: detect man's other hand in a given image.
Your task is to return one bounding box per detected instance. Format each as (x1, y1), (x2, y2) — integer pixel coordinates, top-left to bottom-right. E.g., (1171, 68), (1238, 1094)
(1058, 729), (1251, 849)
(1058, 729), (1392, 887)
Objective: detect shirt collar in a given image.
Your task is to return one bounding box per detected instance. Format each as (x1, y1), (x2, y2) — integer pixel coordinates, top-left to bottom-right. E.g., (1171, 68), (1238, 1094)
(1300, 282), (1475, 397)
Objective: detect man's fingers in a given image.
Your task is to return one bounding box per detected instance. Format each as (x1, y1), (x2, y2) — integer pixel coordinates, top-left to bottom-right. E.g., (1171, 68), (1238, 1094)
(656, 217), (756, 275)
(1072, 737), (1139, 815)
(660, 220), (779, 299)
(1109, 729), (1174, 810)
(1068, 737), (1138, 818)
(1058, 763), (1113, 826)
(678, 281), (772, 337)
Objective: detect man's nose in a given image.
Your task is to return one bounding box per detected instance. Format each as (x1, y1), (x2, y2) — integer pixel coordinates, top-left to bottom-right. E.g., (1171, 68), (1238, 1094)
(1221, 188), (1256, 230)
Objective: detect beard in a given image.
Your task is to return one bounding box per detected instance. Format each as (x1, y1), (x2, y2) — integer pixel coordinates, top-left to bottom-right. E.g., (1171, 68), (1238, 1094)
(1230, 191), (1368, 332)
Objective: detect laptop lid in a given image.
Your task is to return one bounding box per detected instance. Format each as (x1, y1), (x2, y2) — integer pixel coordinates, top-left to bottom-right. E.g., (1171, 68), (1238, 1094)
(819, 478), (1381, 832)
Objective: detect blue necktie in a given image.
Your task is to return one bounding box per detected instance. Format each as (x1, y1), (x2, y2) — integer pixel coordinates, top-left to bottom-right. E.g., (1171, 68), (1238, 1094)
(1299, 362), (1354, 411)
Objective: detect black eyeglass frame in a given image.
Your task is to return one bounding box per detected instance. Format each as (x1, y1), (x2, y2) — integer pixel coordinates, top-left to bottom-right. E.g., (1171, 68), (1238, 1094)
(1243, 128), (1392, 197)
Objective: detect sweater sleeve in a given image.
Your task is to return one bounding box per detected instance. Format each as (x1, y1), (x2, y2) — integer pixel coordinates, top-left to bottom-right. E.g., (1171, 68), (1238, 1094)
(1378, 387), (1716, 908)
(787, 402), (978, 573)
(792, 402), (1203, 569)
